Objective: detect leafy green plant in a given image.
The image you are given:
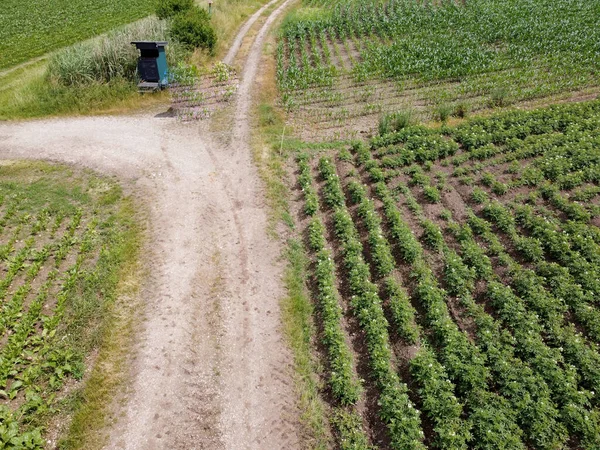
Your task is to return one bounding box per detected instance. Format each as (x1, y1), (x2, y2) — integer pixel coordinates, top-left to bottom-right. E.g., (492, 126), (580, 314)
(435, 103), (453, 123)
(171, 6), (217, 53)
(421, 220), (445, 251)
(212, 62), (233, 82)
(155, 0), (193, 19)
(453, 102), (469, 118)
(378, 110), (414, 135)
(471, 187), (488, 204)
(423, 185), (441, 203)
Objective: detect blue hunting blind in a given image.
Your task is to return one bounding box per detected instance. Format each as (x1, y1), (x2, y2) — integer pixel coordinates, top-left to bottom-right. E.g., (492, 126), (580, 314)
(131, 41), (169, 91)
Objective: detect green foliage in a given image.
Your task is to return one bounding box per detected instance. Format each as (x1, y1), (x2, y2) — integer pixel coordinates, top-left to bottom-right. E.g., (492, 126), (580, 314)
(373, 182), (422, 264)
(314, 249), (362, 405)
(421, 220), (444, 252)
(307, 218), (326, 252)
(331, 409), (374, 450)
(171, 6), (217, 53)
(48, 18), (169, 86)
(471, 188), (488, 204)
(378, 110), (414, 135)
(0, 162), (136, 445)
(410, 348), (471, 450)
(384, 278), (419, 344)
(453, 102), (469, 119)
(320, 160), (426, 449)
(443, 250), (475, 296)
(488, 87), (509, 108)
(434, 104), (453, 123)
(1, 0), (154, 70)
(423, 185), (441, 204)
(297, 154), (320, 216)
(319, 158), (346, 208)
(155, 0), (193, 19)
(278, 0), (600, 109)
(301, 100), (600, 449)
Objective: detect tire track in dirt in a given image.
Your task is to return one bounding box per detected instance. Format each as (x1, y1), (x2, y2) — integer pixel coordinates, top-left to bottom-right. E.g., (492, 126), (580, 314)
(223, 0), (280, 67)
(209, 1), (299, 447)
(0, 0), (300, 448)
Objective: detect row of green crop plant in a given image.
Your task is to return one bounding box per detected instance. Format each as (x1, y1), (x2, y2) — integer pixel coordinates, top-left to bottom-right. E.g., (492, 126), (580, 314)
(478, 199), (600, 345)
(296, 153), (372, 449)
(357, 144), (545, 448)
(0, 217), (97, 448)
(442, 219), (600, 449)
(369, 99), (600, 163)
(351, 140), (600, 448)
(455, 210), (600, 448)
(381, 139), (600, 431)
(341, 171), (475, 449)
(368, 101), (600, 224)
(277, 26), (337, 91)
(0, 163), (137, 447)
(358, 145), (527, 446)
(403, 161), (600, 436)
(375, 186), (529, 448)
(317, 156), (426, 449)
(278, 0), (600, 99)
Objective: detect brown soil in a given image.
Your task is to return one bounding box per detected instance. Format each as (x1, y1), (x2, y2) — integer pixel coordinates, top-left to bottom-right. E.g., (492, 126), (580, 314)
(0, 1), (300, 448)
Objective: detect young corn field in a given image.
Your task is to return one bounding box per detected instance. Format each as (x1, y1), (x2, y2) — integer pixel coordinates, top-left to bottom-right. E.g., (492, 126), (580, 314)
(0, 162), (135, 447)
(277, 0), (600, 140)
(291, 99), (600, 449)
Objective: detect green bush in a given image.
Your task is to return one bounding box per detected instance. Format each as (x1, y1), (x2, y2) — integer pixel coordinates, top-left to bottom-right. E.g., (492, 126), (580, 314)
(435, 103), (453, 123)
(156, 0), (194, 19)
(171, 7), (216, 53)
(378, 110), (414, 135)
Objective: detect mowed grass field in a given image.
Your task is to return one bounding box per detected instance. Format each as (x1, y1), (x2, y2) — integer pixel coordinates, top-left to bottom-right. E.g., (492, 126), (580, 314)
(0, 162), (138, 448)
(0, 0), (154, 70)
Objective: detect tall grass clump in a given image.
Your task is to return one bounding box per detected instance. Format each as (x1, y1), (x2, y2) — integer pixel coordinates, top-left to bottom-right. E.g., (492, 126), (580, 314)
(378, 110), (414, 135)
(47, 18), (169, 86)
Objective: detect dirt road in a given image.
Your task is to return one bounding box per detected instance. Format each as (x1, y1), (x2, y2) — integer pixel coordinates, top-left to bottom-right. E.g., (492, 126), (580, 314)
(0, 0), (299, 448)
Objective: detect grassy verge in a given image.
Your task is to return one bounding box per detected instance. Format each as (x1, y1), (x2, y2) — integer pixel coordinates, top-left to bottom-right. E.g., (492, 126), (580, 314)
(0, 161), (142, 448)
(0, 71), (169, 120)
(58, 198), (143, 450)
(250, 19), (333, 448)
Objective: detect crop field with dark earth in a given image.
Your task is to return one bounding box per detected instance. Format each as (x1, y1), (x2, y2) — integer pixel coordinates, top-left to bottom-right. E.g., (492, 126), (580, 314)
(291, 99), (600, 449)
(1, 0), (600, 448)
(277, 0), (600, 140)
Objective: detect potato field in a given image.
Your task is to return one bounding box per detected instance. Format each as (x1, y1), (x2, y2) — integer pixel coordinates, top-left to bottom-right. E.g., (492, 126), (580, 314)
(0, 162), (135, 447)
(292, 99), (600, 449)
